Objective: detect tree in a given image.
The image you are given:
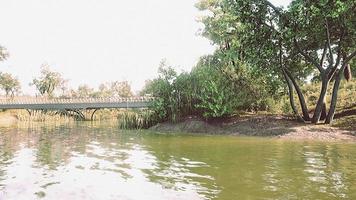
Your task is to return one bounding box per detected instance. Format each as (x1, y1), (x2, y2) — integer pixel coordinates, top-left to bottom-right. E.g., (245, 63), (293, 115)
(110, 81), (133, 97)
(140, 60), (182, 121)
(198, 0), (356, 124)
(94, 83), (114, 97)
(30, 64), (64, 97)
(75, 84), (94, 98)
(0, 72), (21, 97)
(58, 79), (70, 97)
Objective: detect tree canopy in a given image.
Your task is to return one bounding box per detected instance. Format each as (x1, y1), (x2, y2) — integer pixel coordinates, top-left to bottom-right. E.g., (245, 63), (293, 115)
(196, 0), (356, 124)
(30, 64), (64, 97)
(0, 72), (21, 97)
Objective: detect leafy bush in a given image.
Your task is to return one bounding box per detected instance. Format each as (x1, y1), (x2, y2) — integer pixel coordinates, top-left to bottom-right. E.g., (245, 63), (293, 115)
(141, 57), (275, 121)
(195, 79), (237, 118)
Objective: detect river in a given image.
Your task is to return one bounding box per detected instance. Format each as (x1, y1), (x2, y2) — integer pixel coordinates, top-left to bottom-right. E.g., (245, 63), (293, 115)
(0, 122), (355, 199)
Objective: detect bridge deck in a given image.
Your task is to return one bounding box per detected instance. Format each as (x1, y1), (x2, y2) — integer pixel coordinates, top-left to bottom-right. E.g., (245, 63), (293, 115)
(0, 97), (153, 110)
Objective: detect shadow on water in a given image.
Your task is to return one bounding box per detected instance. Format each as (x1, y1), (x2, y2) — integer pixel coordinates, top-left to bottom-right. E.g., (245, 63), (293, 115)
(0, 121), (355, 199)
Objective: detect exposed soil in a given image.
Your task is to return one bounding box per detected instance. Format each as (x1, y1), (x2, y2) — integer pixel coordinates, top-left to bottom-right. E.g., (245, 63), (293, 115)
(149, 115), (356, 142)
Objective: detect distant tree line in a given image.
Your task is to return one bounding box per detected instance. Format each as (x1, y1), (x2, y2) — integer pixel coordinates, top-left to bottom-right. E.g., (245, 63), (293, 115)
(0, 61), (134, 98)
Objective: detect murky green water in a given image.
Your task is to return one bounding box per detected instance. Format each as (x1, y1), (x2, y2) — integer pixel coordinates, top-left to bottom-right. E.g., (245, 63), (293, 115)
(0, 122), (355, 200)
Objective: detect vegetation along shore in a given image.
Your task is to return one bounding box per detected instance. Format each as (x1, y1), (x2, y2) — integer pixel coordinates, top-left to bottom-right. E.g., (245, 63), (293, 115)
(0, 0), (355, 141)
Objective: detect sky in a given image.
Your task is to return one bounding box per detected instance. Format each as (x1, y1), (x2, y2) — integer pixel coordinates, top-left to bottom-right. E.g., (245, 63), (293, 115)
(0, 0), (291, 95)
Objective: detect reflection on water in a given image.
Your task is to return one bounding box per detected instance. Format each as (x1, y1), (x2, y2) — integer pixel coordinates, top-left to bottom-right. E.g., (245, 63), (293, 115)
(0, 122), (355, 200)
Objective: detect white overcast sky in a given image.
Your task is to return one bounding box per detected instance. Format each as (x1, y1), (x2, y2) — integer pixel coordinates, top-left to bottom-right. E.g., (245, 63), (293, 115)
(0, 0), (291, 95)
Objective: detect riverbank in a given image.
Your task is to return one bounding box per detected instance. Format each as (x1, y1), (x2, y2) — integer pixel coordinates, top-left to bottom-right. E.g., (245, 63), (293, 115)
(1, 110), (355, 142)
(149, 115), (356, 142)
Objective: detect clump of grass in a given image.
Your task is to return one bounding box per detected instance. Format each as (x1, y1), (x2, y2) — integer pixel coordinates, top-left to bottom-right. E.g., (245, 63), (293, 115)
(118, 110), (158, 129)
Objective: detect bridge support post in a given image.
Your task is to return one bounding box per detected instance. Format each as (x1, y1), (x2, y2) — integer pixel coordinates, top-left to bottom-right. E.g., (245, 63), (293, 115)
(26, 109), (32, 117)
(90, 109), (99, 121)
(66, 109), (85, 121)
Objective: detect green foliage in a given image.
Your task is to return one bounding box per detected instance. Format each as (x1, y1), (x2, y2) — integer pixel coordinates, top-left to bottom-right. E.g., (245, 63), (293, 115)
(192, 57), (238, 118)
(141, 57), (273, 121)
(193, 55), (273, 114)
(0, 72), (21, 96)
(196, 0), (356, 124)
(350, 60), (356, 77)
(141, 60), (192, 122)
(281, 96), (293, 115)
(195, 79), (235, 118)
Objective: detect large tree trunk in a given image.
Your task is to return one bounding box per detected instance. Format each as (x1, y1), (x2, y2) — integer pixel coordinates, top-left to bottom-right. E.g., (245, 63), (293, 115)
(285, 69), (310, 121)
(312, 78), (328, 124)
(325, 70), (342, 124)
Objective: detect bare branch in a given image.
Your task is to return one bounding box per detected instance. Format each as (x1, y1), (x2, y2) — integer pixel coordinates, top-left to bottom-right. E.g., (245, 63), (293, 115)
(264, 0), (281, 16)
(328, 50), (356, 80)
(320, 42), (328, 67)
(325, 19), (334, 67)
(328, 50), (342, 80)
(327, 28), (344, 79)
(344, 51), (356, 65)
(293, 38), (324, 72)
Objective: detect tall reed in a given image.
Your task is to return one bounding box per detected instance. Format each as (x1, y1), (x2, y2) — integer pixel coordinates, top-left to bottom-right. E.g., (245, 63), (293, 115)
(117, 110), (158, 129)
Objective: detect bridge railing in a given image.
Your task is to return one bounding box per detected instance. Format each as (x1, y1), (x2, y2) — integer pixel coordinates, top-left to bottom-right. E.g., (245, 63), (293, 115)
(0, 97), (155, 105)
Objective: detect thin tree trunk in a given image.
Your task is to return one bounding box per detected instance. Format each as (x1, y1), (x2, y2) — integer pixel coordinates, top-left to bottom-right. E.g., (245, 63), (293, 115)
(284, 69), (310, 121)
(326, 70), (342, 124)
(312, 78), (328, 124)
(282, 70), (304, 122)
(320, 102), (327, 121)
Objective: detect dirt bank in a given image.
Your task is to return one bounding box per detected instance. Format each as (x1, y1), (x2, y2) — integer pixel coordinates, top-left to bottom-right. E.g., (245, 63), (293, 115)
(149, 115), (356, 142)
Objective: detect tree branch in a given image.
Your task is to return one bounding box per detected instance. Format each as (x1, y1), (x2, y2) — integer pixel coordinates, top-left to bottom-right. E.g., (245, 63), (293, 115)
(344, 50), (356, 65)
(293, 38), (324, 72)
(320, 42), (328, 67)
(325, 19), (334, 67)
(264, 0), (281, 16)
(328, 50), (356, 80)
(327, 29), (344, 79)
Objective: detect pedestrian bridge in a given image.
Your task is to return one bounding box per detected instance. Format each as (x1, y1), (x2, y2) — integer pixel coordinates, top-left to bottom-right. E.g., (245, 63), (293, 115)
(0, 97), (154, 120)
(0, 97), (154, 110)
